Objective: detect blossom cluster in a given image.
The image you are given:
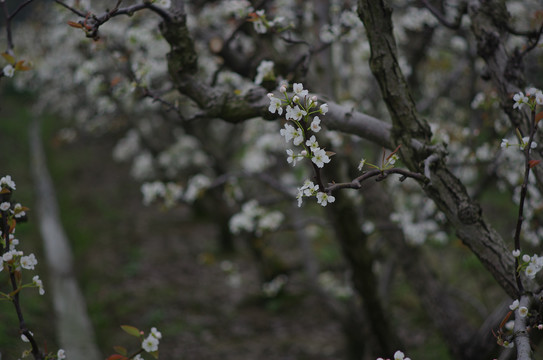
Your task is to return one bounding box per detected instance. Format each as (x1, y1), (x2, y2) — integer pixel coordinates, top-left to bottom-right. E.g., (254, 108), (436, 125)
(295, 179), (335, 207)
(500, 137), (537, 151)
(0, 176), (44, 297)
(248, 9), (287, 34)
(268, 82), (335, 207)
(509, 299), (529, 319)
(229, 200), (284, 236)
(512, 250), (543, 280)
(512, 87), (543, 110)
(141, 327), (162, 353)
(377, 350), (412, 360)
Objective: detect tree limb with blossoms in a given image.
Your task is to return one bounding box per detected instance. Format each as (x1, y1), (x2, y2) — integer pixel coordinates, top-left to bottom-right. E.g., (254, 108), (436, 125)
(3, 0), (543, 359)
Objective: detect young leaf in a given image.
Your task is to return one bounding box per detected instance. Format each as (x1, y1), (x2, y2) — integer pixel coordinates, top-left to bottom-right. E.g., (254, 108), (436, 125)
(106, 355), (128, 360)
(529, 159), (540, 168)
(120, 325), (141, 338)
(15, 60), (31, 71)
(150, 350), (159, 359)
(536, 111), (543, 124)
(67, 21), (84, 29)
(1, 52), (15, 65)
(113, 346), (128, 356)
(385, 144), (401, 161)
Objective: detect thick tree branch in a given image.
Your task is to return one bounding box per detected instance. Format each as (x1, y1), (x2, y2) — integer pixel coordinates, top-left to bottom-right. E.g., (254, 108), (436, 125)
(159, 0), (516, 299)
(357, 0), (517, 298)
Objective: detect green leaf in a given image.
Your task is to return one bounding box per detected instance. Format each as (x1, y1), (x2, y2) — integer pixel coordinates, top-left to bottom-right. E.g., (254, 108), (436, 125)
(150, 350), (159, 359)
(120, 325), (141, 338)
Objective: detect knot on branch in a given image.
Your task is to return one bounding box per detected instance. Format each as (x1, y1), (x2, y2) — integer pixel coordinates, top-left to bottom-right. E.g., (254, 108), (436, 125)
(477, 30), (501, 58)
(457, 201), (481, 225)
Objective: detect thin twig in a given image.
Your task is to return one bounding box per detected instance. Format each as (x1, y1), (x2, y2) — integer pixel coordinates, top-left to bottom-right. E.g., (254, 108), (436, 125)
(420, 0), (467, 30)
(326, 168), (428, 193)
(512, 108), (537, 295)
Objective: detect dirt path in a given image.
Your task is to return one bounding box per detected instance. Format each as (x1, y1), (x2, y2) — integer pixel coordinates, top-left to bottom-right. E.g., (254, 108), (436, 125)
(29, 118), (101, 360)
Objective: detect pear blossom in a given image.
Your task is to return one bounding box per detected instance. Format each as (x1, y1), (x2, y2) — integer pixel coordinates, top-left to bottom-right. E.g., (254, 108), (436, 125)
(305, 135), (319, 151)
(301, 180), (319, 196)
(536, 90), (543, 105)
(310, 116), (321, 132)
(296, 180), (319, 207)
(57, 349), (66, 359)
(296, 191), (304, 207)
(251, 10), (267, 34)
(255, 60), (274, 84)
(311, 148), (330, 168)
(500, 139), (509, 148)
(0, 175), (16, 190)
(320, 103), (329, 115)
(141, 181), (166, 205)
(358, 158), (366, 171)
(286, 105), (307, 121)
(151, 327), (162, 339)
(293, 83), (308, 98)
(512, 249), (520, 257)
(291, 127), (304, 146)
(525, 87), (539, 97)
(393, 350), (411, 360)
(388, 154), (399, 165)
(280, 123), (297, 143)
(268, 96), (283, 115)
(513, 91), (529, 109)
(525, 264), (537, 279)
(519, 306), (529, 317)
(316, 192), (335, 206)
(13, 203), (26, 218)
(142, 334), (159, 352)
(509, 299), (519, 310)
(3, 64), (14, 77)
(286, 149), (299, 166)
(21, 331), (33, 342)
(32, 275), (45, 295)
(520, 137), (537, 150)
(0, 202), (10, 211)
(20, 254), (38, 270)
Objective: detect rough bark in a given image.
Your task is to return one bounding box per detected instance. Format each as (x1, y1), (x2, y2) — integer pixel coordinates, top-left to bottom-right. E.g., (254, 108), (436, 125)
(356, 0), (517, 298)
